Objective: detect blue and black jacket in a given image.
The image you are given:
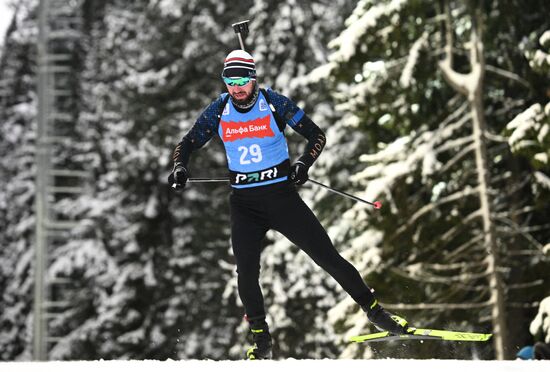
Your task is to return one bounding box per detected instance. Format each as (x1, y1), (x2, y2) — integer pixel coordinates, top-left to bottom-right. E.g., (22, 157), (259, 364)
(172, 87), (326, 188)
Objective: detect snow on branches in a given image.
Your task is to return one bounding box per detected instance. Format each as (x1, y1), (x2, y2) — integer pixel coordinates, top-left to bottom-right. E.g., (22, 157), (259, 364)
(506, 102), (550, 168)
(530, 296), (550, 343)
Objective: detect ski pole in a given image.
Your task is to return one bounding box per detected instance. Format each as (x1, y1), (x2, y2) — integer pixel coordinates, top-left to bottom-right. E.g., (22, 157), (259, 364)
(180, 177), (382, 209)
(308, 179), (382, 209)
(187, 178), (230, 183)
(171, 178), (229, 188)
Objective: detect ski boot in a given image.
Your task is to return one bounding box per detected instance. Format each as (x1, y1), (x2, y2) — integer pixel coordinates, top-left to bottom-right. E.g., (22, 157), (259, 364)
(245, 317), (273, 360)
(362, 299), (412, 335)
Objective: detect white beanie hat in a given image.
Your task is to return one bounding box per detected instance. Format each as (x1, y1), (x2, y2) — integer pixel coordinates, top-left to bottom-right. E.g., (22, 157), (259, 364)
(222, 50), (256, 78)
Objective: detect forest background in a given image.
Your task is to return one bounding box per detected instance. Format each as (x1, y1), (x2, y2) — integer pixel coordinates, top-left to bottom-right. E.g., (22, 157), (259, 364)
(1, 0), (549, 362)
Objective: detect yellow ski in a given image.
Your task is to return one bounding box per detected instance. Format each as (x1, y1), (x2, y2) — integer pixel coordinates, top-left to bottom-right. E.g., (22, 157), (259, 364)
(350, 328), (492, 343)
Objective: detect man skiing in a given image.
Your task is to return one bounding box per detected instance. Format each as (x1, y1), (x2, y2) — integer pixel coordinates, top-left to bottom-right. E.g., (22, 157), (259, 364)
(169, 49), (411, 359)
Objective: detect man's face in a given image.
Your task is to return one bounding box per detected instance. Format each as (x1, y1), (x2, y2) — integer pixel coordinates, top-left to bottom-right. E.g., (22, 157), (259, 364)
(225, 78), (255, 103)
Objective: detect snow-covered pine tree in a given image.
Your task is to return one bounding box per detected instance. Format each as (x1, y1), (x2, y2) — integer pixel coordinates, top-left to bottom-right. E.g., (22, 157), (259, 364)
(507, 27), (550, 181)
(44, 0), (248, 360)
(303, 0), (550, 360)
(1, 0), (362, 360)
(4, 0), (545, 361)
(530, 296), (550, 344)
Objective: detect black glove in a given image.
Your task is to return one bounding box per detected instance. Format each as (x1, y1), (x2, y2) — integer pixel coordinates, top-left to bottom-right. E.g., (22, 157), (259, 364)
(168, 163), (188, 190)
(289, 161), (309, 185)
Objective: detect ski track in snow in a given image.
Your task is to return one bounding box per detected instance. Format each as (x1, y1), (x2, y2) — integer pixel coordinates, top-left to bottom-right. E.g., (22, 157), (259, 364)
(1, 359), (549, 372)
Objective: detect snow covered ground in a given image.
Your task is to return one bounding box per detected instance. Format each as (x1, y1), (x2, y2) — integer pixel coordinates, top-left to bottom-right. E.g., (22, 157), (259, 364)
(1, 359), (549, 372)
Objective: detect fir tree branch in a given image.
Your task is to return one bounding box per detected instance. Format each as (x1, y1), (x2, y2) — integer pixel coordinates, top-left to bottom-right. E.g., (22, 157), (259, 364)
(391, 267), (489, 285)
(438, 1), (469, 95)
(485, 64), (531, 89)
(506, 279), (544, 290)
(493, 216), (546, 253)
(438, 0), (485, 98)
(505, 250), (549, 259)
(438, 208), (482, 244)
(385, 301), (491, 311)
(392, 187), (479, 238)
(421, 261), (486, 271)
(438, 142), (475, 174)
(506, 302), (540, 309)
(497, 223), (550, 235)
(434, 134), (474, 155)
(444, 235), (484, 263)
(493, 206), (539, 219)
(484, 131), (508, 143)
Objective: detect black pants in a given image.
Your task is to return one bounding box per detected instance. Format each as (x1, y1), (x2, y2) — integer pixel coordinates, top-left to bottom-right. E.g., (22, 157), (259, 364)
(229, 181), (375, 319)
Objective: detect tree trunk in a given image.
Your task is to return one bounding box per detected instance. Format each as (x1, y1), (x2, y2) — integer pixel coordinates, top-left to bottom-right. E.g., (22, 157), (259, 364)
(470, 87), (509, 360)
(438, 2), (509, 359)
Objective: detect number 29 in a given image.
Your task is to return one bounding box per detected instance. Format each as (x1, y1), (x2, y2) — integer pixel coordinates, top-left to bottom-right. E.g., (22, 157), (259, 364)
(238, 144), (262, 164)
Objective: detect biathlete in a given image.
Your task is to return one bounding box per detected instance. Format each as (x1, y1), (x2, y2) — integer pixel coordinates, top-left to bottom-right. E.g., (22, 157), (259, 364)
(169, 50), (411, 359)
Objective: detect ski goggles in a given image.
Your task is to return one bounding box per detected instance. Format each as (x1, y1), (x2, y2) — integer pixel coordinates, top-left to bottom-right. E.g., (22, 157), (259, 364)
(223, 76), (252, 86)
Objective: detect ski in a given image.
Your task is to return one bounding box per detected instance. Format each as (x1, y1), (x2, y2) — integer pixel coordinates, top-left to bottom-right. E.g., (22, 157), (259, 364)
(350, 328), (492, 343)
